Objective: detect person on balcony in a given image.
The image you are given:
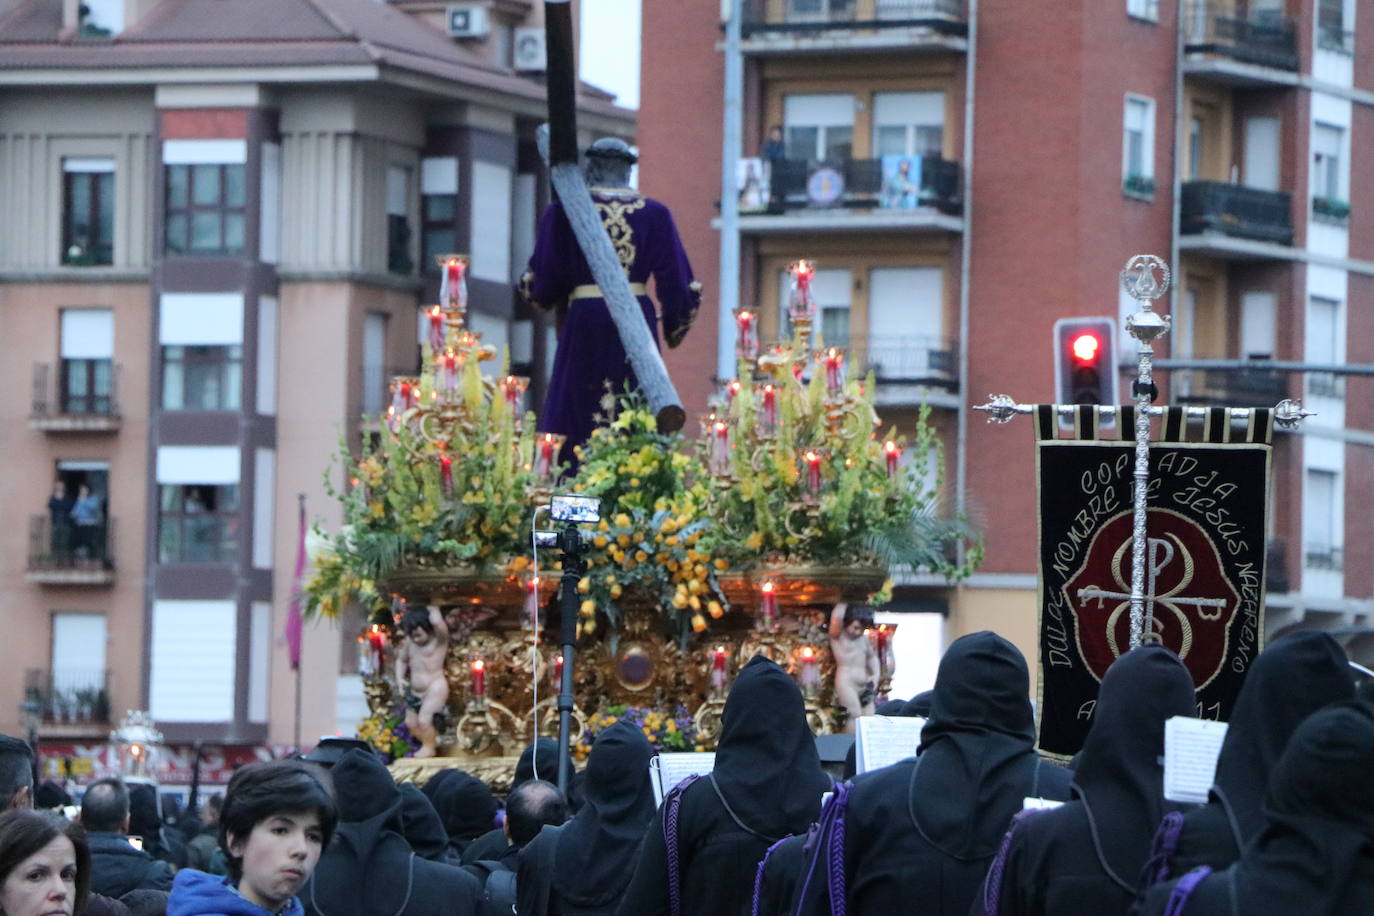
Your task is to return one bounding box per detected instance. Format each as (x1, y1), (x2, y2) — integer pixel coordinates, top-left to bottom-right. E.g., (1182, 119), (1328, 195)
(69, 485), (102, 562)
(46, 480), (74, 559)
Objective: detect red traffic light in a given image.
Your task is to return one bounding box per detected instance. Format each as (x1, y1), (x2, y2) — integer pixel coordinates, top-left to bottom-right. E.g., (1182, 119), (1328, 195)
(1070, 333), (1101, 363)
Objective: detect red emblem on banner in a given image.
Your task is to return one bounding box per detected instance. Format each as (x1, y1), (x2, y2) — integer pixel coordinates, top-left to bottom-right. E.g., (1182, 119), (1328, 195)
(1064, 508), (1239, 688)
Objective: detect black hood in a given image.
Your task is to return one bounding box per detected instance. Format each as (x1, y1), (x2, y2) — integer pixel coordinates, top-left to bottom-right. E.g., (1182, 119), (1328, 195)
(1227, 701), (1374, 914)
(426, 770), (499, 847)
(909, 631), (1039, 860)
(1071, 644), (1196, 892)
(713, 655), (830, 840)
(514, 738), (566, 787)
(1210, 631), (1352, 842)
(552, 720), (657, 907)
(304, 750), (414, 916)
(397, 784), (449, 861)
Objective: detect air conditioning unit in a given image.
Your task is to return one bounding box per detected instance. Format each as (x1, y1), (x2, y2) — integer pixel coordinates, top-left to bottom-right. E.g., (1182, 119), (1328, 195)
(512, 27), (546, 72)
(447, 4), (489, 39)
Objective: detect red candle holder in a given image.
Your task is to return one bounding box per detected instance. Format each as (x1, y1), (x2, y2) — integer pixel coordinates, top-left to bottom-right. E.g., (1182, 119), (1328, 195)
(533, 433), (565, 483)
(884, 440), (902, 478)
(798, 448), (827, 497)
(759, 580), (778, 626)
(439, 454), (453, 496)
(798, 645), (820, 693)
(787, 259), (816, 328)
(821, 347), (845, 394)
(733, 307), (759, 361)
(427, 305), (445, 353)
(470, 658), (486, 697)
(709, 420), (732, 477)
(437, 254), (469, 317)
(710, 646), (728, 691)
(759, 384), (778, 435)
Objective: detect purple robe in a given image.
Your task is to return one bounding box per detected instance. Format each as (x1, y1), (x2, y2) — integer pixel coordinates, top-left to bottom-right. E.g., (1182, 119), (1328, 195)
(518, 189), (701, 461)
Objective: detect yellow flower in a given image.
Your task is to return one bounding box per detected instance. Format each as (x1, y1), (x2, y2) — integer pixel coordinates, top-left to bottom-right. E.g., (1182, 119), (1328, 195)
(745, 532), (764, 550)
(690, 614), (706, 632)
(580, 600), (596, 618)
(708, 600), (724, 618)
(510, 555), (530, 572)
(614, 513), (631, 528)
(593, 535), (608, 548)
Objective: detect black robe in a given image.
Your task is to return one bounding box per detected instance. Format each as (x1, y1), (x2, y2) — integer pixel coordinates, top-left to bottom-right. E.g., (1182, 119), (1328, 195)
(616, 655), (830, 916)
(795, 630), (1072, 916)
(517, 721), (657, 916)
(1145, 631), (1352, 883)
(302, 749), (482, 916)
(977, 644), (1196, 916)
(751, 833), (808, 916)
(1136, 701), (1374, 916)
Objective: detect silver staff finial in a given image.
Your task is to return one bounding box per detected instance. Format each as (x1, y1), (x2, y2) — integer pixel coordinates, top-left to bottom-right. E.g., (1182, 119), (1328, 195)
(1122, 254), (1172, 346)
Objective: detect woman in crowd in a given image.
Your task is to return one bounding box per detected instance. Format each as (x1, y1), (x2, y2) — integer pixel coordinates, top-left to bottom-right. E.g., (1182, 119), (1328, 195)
(0, 808), (91, 916)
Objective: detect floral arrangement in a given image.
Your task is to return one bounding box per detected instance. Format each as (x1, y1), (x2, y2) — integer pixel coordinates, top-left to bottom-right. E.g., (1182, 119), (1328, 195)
(356, 708), (416, 761)
(303, 294), (540, 619)
(570, 392), (732, 638)
(700, 321), (981, 579)
(576, 703), (699, 760)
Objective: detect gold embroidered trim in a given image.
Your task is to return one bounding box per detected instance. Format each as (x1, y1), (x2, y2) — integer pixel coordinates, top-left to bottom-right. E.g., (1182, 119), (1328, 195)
(594, 195), (647, 274)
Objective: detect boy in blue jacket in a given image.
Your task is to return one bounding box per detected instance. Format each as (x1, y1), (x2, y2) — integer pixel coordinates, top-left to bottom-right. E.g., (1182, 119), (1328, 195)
(168, 759), (337, 916)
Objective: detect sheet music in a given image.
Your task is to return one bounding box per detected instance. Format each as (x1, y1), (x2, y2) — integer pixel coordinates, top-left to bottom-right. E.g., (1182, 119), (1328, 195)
(650, 752), (716, 806)
(1163, 716), (1228, 805)
(854, 715), (925, 774)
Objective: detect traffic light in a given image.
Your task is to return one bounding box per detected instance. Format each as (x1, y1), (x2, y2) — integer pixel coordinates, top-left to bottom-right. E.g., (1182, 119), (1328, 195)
(1054, 317), (1118, 421)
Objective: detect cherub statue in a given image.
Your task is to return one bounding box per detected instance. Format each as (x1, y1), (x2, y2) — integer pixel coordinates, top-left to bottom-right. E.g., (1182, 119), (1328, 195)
(395, 605), (450, 758)
(829, 602), (878, 732)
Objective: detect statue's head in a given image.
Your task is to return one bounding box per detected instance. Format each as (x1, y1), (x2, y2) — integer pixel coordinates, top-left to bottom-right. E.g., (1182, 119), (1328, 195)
(844, 603), (875, 636)
(400, 607), (434, 644)
(585, 137), (636, 188)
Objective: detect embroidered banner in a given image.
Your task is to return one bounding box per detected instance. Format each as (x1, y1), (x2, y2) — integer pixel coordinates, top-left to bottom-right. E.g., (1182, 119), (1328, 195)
(1036, 406), (1273, 759)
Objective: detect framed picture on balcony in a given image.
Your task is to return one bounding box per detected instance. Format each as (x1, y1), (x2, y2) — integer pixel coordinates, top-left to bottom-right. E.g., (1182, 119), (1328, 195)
(806, 166), (845, 206)
(738, 158), (771, 213)
(880, 155), (921, 209)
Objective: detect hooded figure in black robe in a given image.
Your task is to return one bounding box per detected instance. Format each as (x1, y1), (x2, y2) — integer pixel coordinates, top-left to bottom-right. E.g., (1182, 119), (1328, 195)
(1139, 631), (1352, 886)
(397, 783), (454, 863)
(976, 644), (1196, 916)
(518, 720), (657, 915)
(463, 738), (580, 865)
(1136, 700), (1374, 916)
(616, 655), (830, 916)
(426, 770), (501, 861)
(302, 749), (481, 916)
(793, 630), (1072, 916)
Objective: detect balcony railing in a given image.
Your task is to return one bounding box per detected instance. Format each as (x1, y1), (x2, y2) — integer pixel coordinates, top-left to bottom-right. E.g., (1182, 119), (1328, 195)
(25, 669), (111, 727)
(27, 514), (115, 585)
(30, 362), (121, 432)
(1317, 0), (1354, 53)
(1178, 366), (1289, 408)
(1180, 181), (1293, 245)
(1183, 1), (1299, 71)
(742, 0), (966, 36)
(850, 335), (958, 389)
(760, 156), (961, 216)
(1307, 373), (1344, 399)
(1304, 544), (1343, 572)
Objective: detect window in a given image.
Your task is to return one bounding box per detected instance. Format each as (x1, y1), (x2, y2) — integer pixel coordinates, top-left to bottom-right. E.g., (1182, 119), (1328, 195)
(1188, 117), (1203, 181)
(1123, 95), (1156, 195)
(387, 165), (413, 275)
(868, 267), (945, 381)
(783, 94), (854, 162)
(872, 92), (945, 159)
(1317, 0), (1353, 51)
(49, 613), (108, 724)
(788, 0), (855, 22)
(166, 163), (246, 255)
(1303, 469), (1340, 569)
(59, 308), (114, 415)
(1311, 123), (1345, 215)
(362, 313), (388, 416)
(1127, 0), (1159, 21)
(420, 157), (458, 270)
(1307, 297), (1342, 398)
(159, 484), (239, 563)
(162, 345), (242, 411)
(62, 159), (114, 266)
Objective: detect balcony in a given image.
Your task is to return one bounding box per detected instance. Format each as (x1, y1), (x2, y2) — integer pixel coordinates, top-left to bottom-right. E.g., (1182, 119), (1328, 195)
(1317, 0), (1354, 54)
(27, 515), (115, 586)
(735, 156), (962, 233)
(740, 0), (966, 54)
(30, 362), (121, 433)
(1177, 366), (1289, 409)
(1179, 181), (1294, 257)
(1304, 544), (1343, 572)
(25, 669), (111, 738)
(1182, 1), (1299, 84)
(848, 335), (959, 406)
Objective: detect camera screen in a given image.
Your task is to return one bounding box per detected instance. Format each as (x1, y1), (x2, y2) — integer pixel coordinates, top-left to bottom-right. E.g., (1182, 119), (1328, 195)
(550, 494), (600, 523)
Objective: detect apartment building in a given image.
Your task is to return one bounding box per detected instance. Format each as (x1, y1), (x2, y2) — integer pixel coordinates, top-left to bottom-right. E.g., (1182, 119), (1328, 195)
(640, 0), (1373, 669)
(0, 0), (633, 760)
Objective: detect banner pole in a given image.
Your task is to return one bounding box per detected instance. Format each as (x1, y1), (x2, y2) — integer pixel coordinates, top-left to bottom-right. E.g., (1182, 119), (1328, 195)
(1118, 255), (1172, 649)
